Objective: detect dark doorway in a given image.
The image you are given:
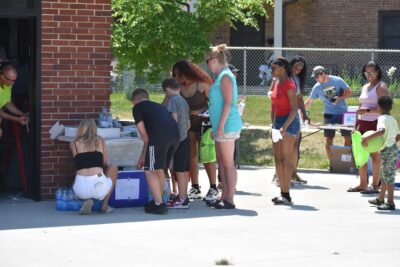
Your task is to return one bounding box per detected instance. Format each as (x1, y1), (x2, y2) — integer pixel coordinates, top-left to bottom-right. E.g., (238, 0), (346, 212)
(230, 15), (267, 86)
(0, 2), (40, 201)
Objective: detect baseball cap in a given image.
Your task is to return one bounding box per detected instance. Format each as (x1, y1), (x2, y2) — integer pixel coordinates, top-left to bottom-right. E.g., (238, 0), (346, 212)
(228, 64), (239, 73)
(311, 65), (326, 78)
(0, 47), (9, 63)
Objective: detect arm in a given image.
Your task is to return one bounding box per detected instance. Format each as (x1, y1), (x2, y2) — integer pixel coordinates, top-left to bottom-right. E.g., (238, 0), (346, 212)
(135, 121), (148, 168)
(99, 137), (110, 168)
(304, 97), (314, 109)
(216, 76), (234, 136)
(281, 88), (298, 134)
(396, 134), (400, 143)
(5, 102), (27, 116)
(362, 129), (385, 147)
(171, 112), (178, 122)
(297, 93), (308, 122)
(69, 141), (77, 157)
(0, 108), (27, 125)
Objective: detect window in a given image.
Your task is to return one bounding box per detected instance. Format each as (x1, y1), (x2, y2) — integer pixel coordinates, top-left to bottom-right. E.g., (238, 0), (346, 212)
(379, 11), (400, 49)
(0, 0), (35, 10)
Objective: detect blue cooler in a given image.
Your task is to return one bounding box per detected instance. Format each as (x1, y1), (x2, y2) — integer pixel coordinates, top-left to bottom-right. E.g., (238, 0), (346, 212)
(108, 170), (149, 207)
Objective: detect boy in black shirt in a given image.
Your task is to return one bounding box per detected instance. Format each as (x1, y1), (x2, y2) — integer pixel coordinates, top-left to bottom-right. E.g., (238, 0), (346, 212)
(132, 89), (179, 214)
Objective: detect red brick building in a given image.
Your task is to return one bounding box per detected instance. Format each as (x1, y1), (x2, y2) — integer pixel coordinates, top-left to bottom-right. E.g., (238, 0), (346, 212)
(210, 0), (400, 49)
(0, 0), (112, 200)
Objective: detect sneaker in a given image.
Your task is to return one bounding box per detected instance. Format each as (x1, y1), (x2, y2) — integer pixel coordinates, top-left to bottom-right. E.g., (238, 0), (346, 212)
(292, 173), (307, 184)
(271, 174), (280, 187)
(203, 188), (219, 201)
(368, 198), (384, 206)
(214, 200), (236, 209)
(272, 196), (293, 205)
(145, 202), (168, 215)
(80, 199), (93, 215)
(167, 197), (190, 209)
(188, 186), (202, 200)
(206, 198), (222, 207)
(377, 202), (396, 211)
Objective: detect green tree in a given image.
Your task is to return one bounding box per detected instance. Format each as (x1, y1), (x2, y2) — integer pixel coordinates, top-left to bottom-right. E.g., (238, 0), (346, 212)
(112, 0), (272, 81)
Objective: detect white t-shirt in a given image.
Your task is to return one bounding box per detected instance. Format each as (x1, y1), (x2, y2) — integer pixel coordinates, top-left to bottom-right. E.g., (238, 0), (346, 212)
(377, 114), (400, 149)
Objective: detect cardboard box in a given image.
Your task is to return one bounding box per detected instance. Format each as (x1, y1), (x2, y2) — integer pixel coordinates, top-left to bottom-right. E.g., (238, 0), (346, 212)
(108, 170), (149, 207)
(329, 146), (357, 173)
(65, 126), (120, 139)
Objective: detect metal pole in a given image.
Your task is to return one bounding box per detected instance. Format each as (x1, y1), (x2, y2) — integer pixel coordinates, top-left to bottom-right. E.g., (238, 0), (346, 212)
(371, 49), (375, 61)
(244, 48), (247, 95)
(274, 0), (283, 58)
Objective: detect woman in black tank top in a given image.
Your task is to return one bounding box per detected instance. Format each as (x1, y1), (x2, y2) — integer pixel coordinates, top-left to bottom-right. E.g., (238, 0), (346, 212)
(172, 60), (218, 200)
(70, 119), (117, 214)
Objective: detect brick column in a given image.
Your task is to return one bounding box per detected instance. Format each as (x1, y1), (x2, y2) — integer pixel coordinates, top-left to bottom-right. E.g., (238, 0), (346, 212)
(41, 0), (112, 199)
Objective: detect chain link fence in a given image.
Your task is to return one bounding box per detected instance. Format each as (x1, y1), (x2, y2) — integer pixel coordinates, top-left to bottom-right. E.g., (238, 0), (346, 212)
(112, 47), (400, 97)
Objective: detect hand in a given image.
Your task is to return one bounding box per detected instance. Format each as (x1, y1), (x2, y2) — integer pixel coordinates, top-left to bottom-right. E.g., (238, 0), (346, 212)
(18, 116), (29, 125)
(333, 96), (340, 105)
(137, 154), (145, 169)
(280, 127), (287, 137)
(210, 131), (215, 141)
(356, 109), (366, 116)
(216, 125), (224, 139)
(361, 137), (369, 147)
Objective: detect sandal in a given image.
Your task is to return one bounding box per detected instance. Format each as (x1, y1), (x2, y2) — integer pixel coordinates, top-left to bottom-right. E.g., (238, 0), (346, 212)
(101, 205), (114, 214)
(360, 187), (380, 194)
(347, 186), (363, 192)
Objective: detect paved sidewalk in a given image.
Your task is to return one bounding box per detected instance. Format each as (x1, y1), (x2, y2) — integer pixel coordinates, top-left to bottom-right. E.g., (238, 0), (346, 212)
(0, 167), (399, 267)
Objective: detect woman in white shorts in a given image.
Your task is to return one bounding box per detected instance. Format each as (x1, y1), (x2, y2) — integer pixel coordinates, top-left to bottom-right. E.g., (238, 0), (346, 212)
(70, 119), (117, 215)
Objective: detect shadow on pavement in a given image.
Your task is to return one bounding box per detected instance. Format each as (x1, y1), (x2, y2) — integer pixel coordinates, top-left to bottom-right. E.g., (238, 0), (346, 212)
(289, 204), (319, 211)
(235, 190), (263, 196)
(291, 185), (330, 190)
(0, 200), (258, 231)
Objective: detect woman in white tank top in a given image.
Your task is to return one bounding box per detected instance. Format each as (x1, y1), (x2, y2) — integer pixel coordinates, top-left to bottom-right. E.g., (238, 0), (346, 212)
(348, 62), (389, 193)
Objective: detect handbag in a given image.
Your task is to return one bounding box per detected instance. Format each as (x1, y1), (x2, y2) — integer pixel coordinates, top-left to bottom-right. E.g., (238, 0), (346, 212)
(199, 128), (216, 163)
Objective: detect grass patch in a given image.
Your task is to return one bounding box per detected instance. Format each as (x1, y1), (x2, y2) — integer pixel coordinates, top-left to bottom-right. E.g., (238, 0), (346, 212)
(215, 258), (233, 265)
(111, 91), (399, 169)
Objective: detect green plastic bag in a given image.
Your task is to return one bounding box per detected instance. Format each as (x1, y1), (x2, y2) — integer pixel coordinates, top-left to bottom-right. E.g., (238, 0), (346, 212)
(352, 131), (370, 168)
(362, 130), (384, 153)
(200, 128), (216, 163)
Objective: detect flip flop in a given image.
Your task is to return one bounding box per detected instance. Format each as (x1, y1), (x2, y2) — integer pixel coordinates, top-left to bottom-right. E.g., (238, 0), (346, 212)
(101, 205), (114, 214)
(347, 187), (363, 192)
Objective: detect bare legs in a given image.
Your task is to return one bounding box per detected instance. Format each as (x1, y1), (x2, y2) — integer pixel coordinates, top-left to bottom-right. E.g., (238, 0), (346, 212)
(215, 140), (237, 204)
(145, 169), (166, 204)
(273, 135), (297, 195)
(102, 164), (118, 211)
(188, 131), (217, 187)
(358, 152), (380, 190)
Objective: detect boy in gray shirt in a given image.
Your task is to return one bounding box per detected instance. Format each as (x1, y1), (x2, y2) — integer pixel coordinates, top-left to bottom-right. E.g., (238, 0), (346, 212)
(162, 78), (191, 208)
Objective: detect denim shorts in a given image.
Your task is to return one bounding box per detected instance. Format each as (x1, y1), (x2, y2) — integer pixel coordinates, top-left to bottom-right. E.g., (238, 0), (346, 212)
(273, 115), (300, 136)
(213, 131), (241, 143)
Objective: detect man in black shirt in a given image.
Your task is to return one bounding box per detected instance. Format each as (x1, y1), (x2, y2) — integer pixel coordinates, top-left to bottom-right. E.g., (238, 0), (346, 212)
(132, 88), (179, 214)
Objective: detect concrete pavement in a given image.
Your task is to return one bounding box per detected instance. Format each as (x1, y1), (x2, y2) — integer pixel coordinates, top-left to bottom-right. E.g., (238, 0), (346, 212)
(0, 167), (399, 267)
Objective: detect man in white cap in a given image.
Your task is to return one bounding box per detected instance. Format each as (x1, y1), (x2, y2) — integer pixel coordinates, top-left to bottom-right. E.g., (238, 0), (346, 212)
(304, 66), (352, 159)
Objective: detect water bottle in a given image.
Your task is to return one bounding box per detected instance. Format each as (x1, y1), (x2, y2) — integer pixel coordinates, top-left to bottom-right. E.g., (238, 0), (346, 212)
(238, 100), (245, 116)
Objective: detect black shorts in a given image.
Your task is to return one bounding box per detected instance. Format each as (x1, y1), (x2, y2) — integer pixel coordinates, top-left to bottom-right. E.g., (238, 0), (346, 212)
(172, 136), (190, 172)
(323, 114), (351, 138)
(144, 137), (179, 171)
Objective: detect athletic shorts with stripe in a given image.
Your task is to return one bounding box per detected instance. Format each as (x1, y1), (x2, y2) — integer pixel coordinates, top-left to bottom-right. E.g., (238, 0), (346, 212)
(144, 137), (179, 171)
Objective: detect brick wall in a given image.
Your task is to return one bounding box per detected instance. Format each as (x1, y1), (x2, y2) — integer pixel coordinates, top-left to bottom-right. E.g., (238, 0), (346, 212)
(41, 0), (112, 199)
(211, 0), (400, 48)
(285, 0), (400, 48)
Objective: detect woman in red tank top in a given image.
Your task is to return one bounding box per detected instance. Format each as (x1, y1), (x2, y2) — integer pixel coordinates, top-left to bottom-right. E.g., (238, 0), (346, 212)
(269, 57), (300, 205)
